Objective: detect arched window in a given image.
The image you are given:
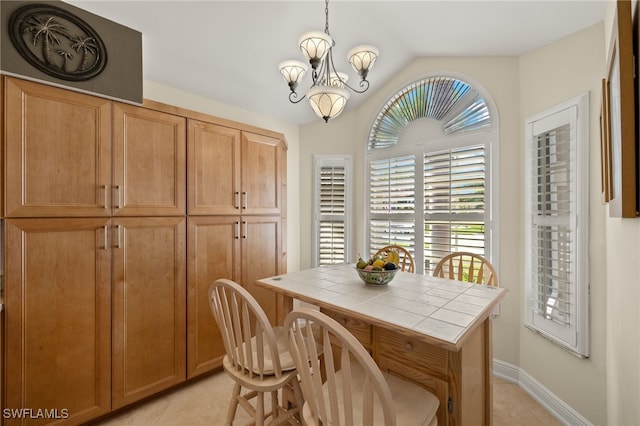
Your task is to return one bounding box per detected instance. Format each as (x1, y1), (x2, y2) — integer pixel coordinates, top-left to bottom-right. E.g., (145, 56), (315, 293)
(366, 76), (497, 274)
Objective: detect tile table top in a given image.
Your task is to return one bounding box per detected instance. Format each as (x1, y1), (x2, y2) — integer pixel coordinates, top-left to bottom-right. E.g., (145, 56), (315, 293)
(257, 263), (507, 351)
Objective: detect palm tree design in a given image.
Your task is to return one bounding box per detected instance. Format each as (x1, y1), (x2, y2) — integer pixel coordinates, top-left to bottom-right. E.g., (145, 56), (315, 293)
(22, 15), (69, 67)
(71, 36), (97, 72)
(57, 50), (74, 73)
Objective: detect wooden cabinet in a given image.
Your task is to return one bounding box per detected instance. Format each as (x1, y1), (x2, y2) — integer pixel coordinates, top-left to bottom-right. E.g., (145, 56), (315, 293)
(187, 120), (241, 215)
(4, 218), (112, 425)
(321, 308), (373, 352)
(113, 103), (186, 217)
(186, 121), (286, 374)
(241, 216), (282, 323)
(2, 76), (287, 422)
(317, 306), (490, 426)
(186, 215), (282, 378)
(187, 122), (284, 217)
(4, 77), (111, 218)
(111, 217), (187, 409)
(376, 328), (451, 425)
(186, 216), (238, 378)
(241, 132), (283, 216)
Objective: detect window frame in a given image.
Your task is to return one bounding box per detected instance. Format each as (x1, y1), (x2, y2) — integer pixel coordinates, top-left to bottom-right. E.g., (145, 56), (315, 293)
(523, 92), (590, 357)
(312, 154), (353, 267)
(365, 128), (495, 274)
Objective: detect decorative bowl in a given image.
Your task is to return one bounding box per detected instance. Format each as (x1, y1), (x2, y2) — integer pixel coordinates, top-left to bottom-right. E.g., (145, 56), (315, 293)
(355, 266), (398, 286)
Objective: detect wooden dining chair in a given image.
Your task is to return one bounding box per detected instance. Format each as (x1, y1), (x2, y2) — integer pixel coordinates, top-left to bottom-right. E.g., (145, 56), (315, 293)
(284, 307), (439, 426)
(374, 245), (415, 273)
(208, 279), (303, 426)
(433, 252), (498, 286)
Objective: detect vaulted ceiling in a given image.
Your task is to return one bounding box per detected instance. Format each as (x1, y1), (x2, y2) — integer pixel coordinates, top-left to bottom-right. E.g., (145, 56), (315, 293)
(67, 1), (606, 125)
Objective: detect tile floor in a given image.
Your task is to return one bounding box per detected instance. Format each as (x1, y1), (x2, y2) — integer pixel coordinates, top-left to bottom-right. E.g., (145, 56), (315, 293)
(92, 372), (561, 425)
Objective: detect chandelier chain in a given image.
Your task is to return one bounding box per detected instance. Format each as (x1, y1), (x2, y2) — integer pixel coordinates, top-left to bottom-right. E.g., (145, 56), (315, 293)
(278, 0), (377, 122)
(324, 0), (330, 35)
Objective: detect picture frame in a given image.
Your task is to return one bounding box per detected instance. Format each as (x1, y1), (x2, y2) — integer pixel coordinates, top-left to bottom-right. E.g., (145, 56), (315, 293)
(600, 78), (612, 202)
(606, 0), (637, 217)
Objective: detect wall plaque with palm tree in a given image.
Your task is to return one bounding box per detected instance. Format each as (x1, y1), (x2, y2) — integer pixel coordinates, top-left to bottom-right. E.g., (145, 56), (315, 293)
(9, 3), (107, 81)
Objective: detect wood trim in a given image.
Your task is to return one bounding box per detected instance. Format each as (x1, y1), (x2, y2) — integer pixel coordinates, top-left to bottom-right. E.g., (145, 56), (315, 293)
(606, 0), (637, 217)
(141, 98), (288, 147)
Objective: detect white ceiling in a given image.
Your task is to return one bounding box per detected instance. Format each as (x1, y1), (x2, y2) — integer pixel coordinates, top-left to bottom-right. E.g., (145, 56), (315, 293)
(66, 0), (606, 125)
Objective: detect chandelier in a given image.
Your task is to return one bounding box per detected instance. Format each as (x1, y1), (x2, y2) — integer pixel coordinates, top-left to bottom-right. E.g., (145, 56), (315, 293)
(278, 0), (378, 122)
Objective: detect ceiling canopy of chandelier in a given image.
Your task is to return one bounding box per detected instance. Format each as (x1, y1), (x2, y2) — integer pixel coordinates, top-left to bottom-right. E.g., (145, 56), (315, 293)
(278, 0), (378, 123)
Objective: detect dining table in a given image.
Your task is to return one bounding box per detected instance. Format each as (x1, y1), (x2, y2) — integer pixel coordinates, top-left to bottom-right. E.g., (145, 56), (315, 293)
(256, 263), (507, 426)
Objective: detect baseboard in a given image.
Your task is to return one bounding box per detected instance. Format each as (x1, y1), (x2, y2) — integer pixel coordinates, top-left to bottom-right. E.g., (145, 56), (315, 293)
(493, 359), (593, 426)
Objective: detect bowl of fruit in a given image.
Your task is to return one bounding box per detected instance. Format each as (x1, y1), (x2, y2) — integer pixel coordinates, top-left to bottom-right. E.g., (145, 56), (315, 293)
(355, 253), (399, 286)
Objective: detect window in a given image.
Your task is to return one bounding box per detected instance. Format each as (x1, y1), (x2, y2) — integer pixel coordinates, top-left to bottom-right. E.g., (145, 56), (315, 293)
(524, 93), (589, 357)
(313, 155), (352, 267)
(369, 155), (416, 254)
(367, 76), (496, 274)
(424, 145), (487, 271)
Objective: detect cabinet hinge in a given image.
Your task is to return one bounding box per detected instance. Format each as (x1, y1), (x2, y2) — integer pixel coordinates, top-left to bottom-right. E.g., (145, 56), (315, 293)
(447, 397), (453, 413)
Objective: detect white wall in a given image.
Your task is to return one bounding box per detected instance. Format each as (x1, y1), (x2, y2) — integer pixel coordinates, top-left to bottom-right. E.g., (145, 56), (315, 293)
(519, 23), (607, 425)
(603, 2), (640, 425)
(300, 57), (523, 366)
(142, 80), (302, 273)
(299, 22), (619, 425)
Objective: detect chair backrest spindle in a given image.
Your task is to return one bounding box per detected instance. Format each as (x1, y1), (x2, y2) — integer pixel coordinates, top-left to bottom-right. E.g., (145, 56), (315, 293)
(434, 252), (498, 286)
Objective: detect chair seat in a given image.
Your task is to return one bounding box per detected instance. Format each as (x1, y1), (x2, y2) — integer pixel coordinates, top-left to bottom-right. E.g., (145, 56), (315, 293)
(234, 325), (295, 375)
(302, 360), (439, 425)
(223, 356), (299, 392)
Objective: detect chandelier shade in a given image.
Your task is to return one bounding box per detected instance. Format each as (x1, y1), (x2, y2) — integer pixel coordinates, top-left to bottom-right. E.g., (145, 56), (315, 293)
(278, 0), (378, 122)
(329, 72), (349, 88)
(307, 85), (350, 123)
(278, 60), (309, 92)
(347, 45), (379, 80)
(298, 31), (333, 69)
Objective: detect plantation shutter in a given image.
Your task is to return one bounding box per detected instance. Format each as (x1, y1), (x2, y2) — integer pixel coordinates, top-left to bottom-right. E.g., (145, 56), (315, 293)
(314, 156), (351, 266)
(424, 145), (486, 273)
(524, 93), (589, 357)
(369, 155), (416, 256)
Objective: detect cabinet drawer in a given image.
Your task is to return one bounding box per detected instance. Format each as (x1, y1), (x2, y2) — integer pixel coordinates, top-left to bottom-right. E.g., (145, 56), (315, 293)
(377, 327), (448, 378)
(378, 354), (449, 426)
(321, 308), (372, 349)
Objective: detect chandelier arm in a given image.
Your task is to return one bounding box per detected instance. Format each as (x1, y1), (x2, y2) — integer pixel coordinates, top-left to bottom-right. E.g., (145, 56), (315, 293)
(279, 0), (376, 122)
(343, 79), (370, 94)
(288, 91), (307, 104)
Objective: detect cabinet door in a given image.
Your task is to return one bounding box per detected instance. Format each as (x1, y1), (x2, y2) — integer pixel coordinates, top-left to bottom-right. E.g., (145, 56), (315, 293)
(4, 77), (111, 217)
(111, 217), (186, 409)
(112, 103), (186, 216)
(186, 216), (240, 378)
(187, 120), (241, 215)
(4, 218), (112, 425)
(241, 216), (281, 324)
(241, 132), (283, 215)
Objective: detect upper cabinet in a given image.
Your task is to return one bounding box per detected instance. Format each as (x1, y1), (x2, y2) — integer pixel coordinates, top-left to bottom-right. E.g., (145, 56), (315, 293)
(4, 77), (112, 217)
(187, 122), (284, 216)
(187, 120), (241, 215)
(241, 131), (283, 216)
(112, 102), (186, 216)
(3, 80), (188, 218)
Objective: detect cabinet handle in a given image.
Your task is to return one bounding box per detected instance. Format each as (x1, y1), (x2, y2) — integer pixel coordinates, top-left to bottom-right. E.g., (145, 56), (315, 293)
(242, 221), (247, 239)
(242, 192), (248, 209)
(114, 225), (122, 249)
(102, 185), (108, 209)
(235, 192), (240, 209)
(404, 341), (414, 351)
(235, 221), (240, 239)
(114, 185), (122, 209)
(101, 225), (108, 250)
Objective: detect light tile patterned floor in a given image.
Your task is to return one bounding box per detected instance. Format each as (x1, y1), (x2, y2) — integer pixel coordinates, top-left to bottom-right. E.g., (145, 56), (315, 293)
(92, 373), (562, 425)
